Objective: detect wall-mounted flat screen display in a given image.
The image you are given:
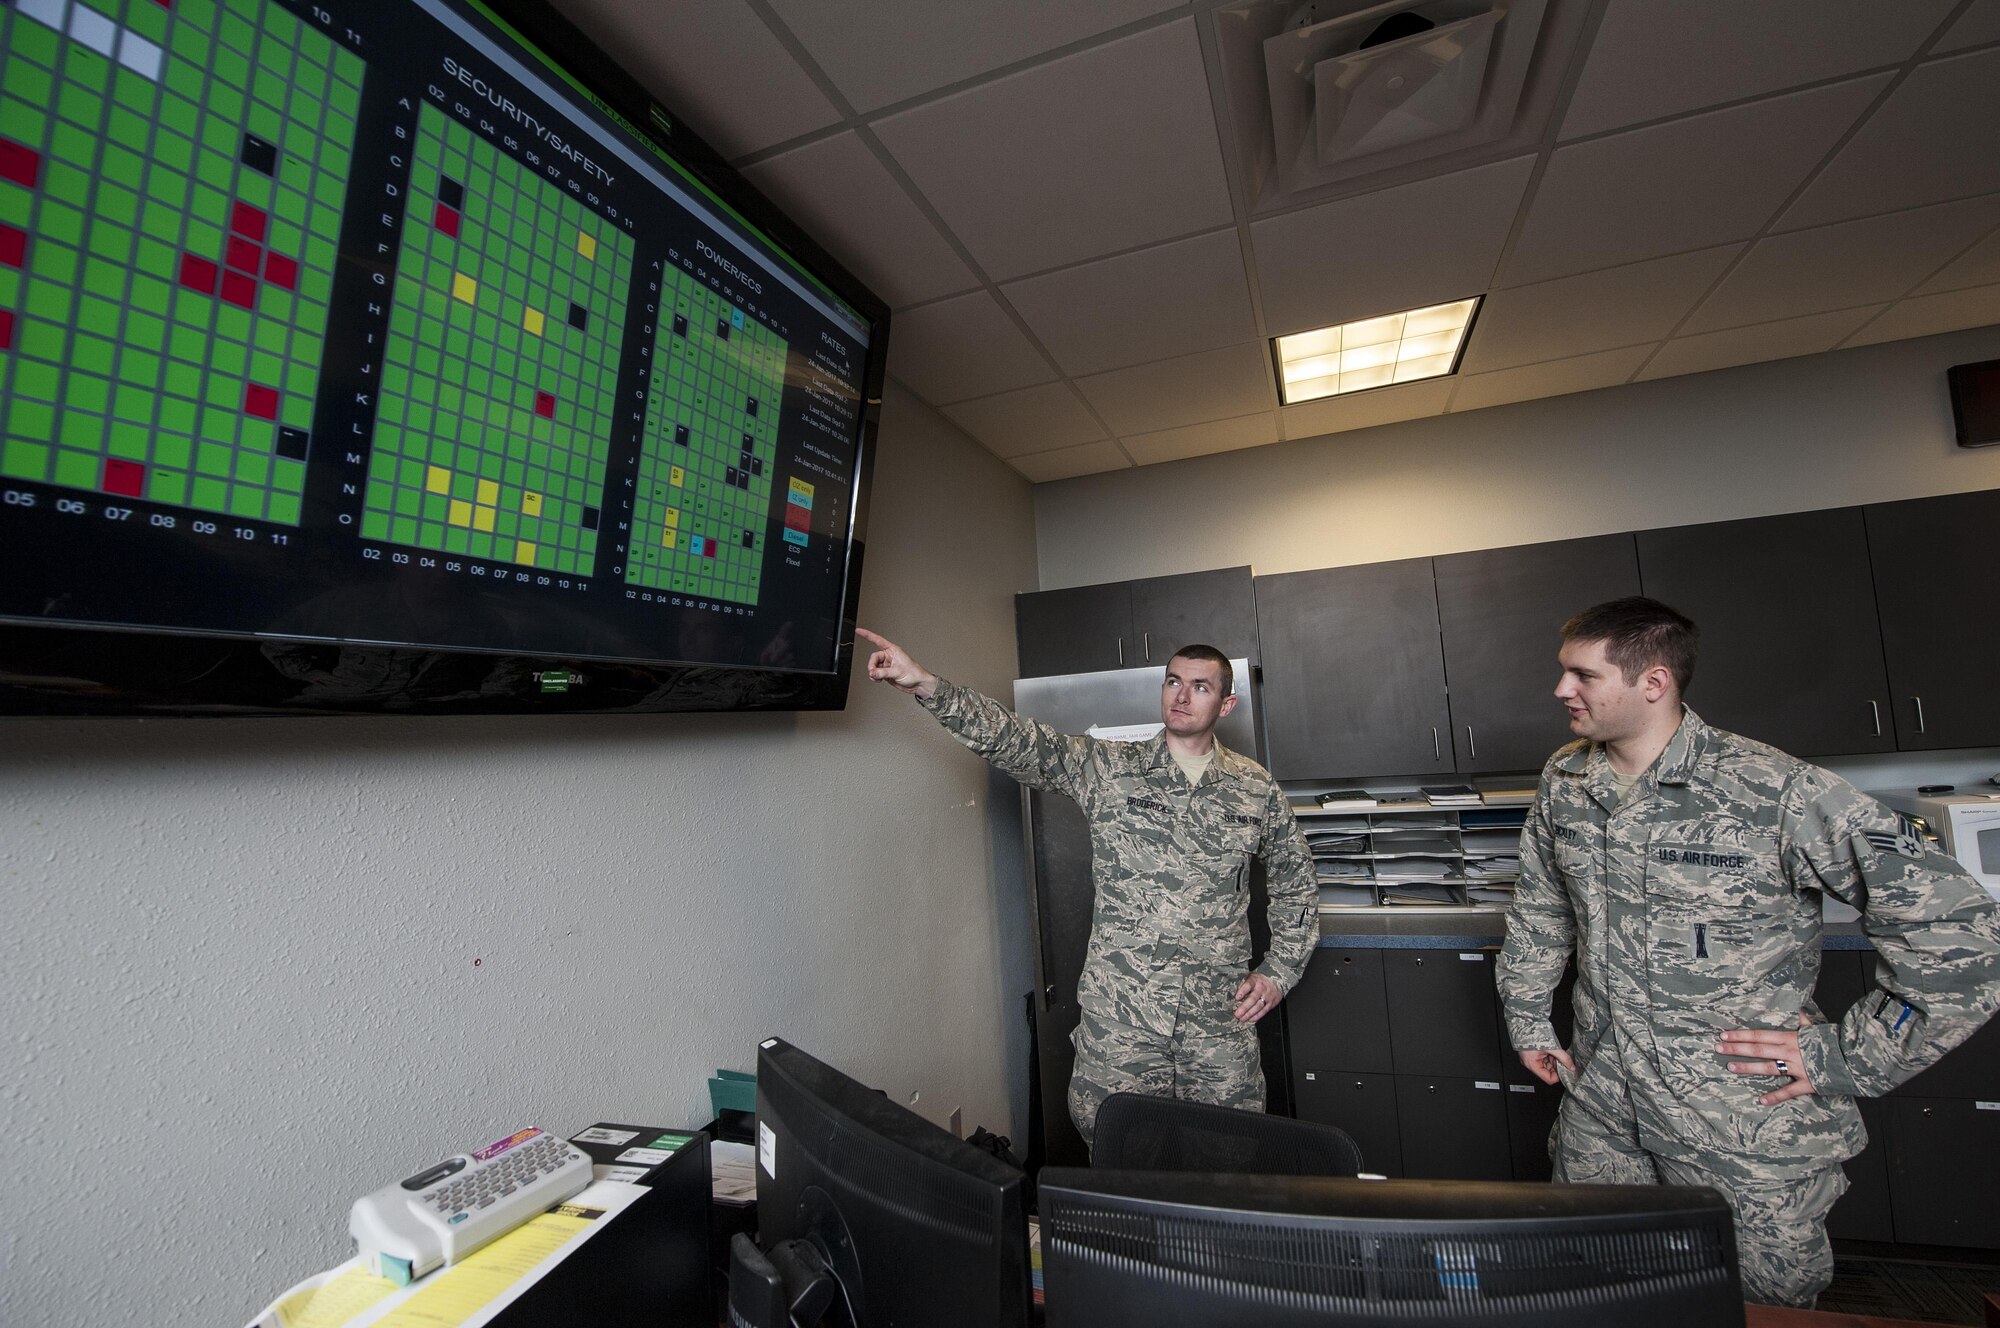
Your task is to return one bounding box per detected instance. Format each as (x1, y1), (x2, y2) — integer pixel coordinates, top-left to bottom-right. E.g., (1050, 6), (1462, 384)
(0, 0), (885, 714)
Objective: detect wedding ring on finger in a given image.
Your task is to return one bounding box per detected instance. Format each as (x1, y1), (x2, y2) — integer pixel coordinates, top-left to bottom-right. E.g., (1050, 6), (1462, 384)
(1775, 1059), (1788, 1075)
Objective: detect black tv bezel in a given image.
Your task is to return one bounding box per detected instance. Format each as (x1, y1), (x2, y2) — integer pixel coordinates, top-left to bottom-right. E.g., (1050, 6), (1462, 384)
(0, 0), (888, 718)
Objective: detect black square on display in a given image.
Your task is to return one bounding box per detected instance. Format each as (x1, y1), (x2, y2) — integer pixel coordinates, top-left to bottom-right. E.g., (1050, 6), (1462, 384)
(274, 427), (309, 460)
(749, 458), (763, 477)
(742, 531), (754, 548)
(241, 134), (278, 175)
(568, 302), (587, 331)
(439, 177), (465, 209)
(582, 506), (600, 531)
(746, 398), (758, 417)
(672, 315), (688, 337)
(716, 319), (731, 341)
(674, 424), (689, 446)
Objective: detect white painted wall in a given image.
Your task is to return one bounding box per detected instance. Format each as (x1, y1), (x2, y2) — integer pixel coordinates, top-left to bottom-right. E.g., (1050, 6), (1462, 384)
(0, 382), (1038, 1328)
(1033, 326), (2000, 587)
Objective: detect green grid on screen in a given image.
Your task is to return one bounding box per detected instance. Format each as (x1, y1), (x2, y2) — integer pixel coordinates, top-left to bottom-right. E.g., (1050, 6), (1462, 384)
(0, 0), (361, 524)
(626, 263), (785, 604)
(366, 103), (631, 576)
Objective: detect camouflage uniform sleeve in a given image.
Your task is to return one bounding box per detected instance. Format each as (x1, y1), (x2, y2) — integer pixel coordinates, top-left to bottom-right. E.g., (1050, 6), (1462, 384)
(915, 675), (1094, 800)
(1782, 769), (2000, 1098)
(1495, 771), (1576, 1052)
(1253, 783), (1319, 994)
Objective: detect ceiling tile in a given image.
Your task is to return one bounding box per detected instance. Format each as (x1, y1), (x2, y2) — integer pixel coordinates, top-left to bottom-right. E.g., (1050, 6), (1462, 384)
(766, 0), (1182, 113)
(740, 132), (978, 310)
(559, 1), (839, 159)
(1936, 0), (2000, 53)
(1637, 306), (1884, 381)
(885, 292), (1056, 405)
(1448, 345), (1655, 414)
(1251, 157), (1537, 337)
(1001, 231), (1257, 377)
(1781, 48), (2000, 230)
(1916, 222), (2000, 294)
(871, 21), (1234, 281)
(1560, 0), (1954, 140)
(1123, 413), (1281, 466)
(1503, 76), (1889, 286)
(1683, 195), (2000, 334)
(1280, 378), (1455, 441)
(1075, 343), (1275, 437)
(1841, 283), (2000, 347)
(1462, 246), (1744, 374)
(1009, 440), (1133, 483)
(941, 383), (1107, 457)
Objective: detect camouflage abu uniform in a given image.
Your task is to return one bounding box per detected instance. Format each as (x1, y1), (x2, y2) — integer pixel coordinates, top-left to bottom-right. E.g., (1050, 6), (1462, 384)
(1497, 707), (2000, 1307)
(917, 676), (1318, 1146)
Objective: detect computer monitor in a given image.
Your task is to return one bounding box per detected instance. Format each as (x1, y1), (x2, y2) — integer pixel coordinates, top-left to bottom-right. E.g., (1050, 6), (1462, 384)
(1039, 1168), (1744, 1328)
(741, 1037), (1032, 1328)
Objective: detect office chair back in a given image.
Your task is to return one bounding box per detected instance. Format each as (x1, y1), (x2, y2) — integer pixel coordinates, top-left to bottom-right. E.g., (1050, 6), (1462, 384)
(1090, 1093), (1363, 1177)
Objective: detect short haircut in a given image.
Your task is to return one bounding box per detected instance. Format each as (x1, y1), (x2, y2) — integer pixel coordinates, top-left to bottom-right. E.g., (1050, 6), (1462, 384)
(1561, 597), (1698, 695)
(1168, 644), (1233, 696)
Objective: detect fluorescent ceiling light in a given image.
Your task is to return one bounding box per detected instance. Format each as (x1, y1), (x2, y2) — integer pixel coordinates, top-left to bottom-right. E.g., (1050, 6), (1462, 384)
(1273, 297), (1480, 405)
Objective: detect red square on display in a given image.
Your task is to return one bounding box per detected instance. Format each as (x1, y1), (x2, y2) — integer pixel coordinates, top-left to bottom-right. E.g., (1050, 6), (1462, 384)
(225, 235), (262, 273)
(0, 310), (13, 351)
(264, 253), (298, 290)
(244, 384), (279, 420)
(0, 225), (25, 268)
(703, 540), (717, 559)
(0, 139), (40, 189)
(534, 391), (555, 419)
(103, 459), (146, 497)
(179, 253), (220, 294)
(784, 502), (810, 532)
(230, 201), (268, 242)
(220, 270), (257, 307)
(434, 204), (460, 238)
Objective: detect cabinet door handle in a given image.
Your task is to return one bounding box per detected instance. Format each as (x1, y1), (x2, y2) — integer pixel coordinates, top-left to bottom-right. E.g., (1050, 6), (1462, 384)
(1116, 636), (1124, 667)
(1466, 726), (1477, 759)
(1912, 696), (1926, 734)
(1868, 700), (1882, 737)
(1431, 727), (1440, 760)
(1143, 631), (1150, 663)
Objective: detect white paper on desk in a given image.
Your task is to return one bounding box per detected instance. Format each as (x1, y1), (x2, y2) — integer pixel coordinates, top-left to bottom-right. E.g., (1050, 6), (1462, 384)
(1086, 722), (1164, 742)
(243, 1180), (643, 1328)
(712, 1140), (758, 1204)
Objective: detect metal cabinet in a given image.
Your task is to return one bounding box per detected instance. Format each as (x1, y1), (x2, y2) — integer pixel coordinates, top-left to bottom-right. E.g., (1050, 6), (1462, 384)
(1397, 1076), (1513, 1181)
(1294, 1070), (1403, 1176)
(1636, 508), (1895, 757)
(1434, 534), (1642, 775)
(1015, 567), (1257, 679)
(1866, 488), (2000, 752)
(1382, 950), (1504, 1080)
(1285, 947), (1393, 1075)
(1255, 560), (1456, 781)
(1887, 1096), (2000, 1247)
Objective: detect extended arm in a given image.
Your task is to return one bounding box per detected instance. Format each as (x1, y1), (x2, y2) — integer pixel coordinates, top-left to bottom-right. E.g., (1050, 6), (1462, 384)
(856, 626), (1094, 798)
(1239, 788), (1318, 1019)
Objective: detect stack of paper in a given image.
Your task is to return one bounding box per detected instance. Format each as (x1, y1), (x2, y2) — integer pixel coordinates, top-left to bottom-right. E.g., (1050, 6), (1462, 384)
(1422, 784), (1483, 807)
(1318, 788), (1379, 810)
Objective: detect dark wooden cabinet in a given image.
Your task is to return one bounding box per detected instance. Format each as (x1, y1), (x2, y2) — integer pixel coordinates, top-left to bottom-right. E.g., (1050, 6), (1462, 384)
(1434, 534), (1641, 775)
(1129, 567), (1259, 669)
(1866, 488), (2000, 751)
(1637, 508), (1895, 757)
(1015, 567), (1255, 679)
(1255, 560), (1456, 780)
(1014, 582), (1132, 677)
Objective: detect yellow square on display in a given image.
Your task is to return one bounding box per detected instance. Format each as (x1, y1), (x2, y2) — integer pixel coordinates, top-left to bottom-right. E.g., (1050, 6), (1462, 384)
(522, 492), (543, 517)
(516, 541), (538, 565)
(475, 479), (499, 505)
(524, 307), (545, 336)
(452, 273), (477, 305)
(576, 230), (596, 261)
(670, 466), (684, 487)
(448, 498), (472, 526)
(425, 465), (451, 495)
(473, 506), (495, 532)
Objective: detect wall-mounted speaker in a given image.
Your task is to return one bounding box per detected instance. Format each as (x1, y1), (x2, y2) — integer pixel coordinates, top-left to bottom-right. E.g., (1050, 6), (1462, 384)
(1946, 359), (2000, 448)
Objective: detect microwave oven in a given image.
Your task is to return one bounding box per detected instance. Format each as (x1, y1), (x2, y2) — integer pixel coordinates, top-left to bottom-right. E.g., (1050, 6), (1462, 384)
(1873, 790), (2000, 903)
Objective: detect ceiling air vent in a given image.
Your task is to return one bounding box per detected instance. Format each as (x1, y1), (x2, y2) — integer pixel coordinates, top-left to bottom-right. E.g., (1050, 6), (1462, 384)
(1213, 0), (1571, 208)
